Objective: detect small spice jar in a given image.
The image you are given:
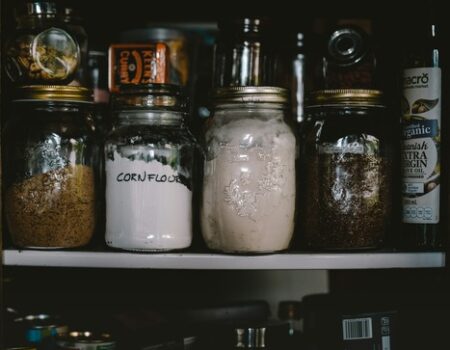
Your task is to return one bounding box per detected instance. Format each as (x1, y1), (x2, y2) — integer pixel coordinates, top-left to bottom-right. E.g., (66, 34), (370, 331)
(201, 86), (296, 254)
(302, 89), (393, 250)
(5, 2), (80, 85)
(4, 86), (97, 249)
(104, 84), (197, 251)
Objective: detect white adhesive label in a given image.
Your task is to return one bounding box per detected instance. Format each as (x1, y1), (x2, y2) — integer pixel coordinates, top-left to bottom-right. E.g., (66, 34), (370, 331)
(402, 67), (441, 224)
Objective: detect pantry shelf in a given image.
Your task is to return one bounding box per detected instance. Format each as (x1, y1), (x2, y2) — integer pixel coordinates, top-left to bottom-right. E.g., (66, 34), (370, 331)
(2, 249), (445, 269)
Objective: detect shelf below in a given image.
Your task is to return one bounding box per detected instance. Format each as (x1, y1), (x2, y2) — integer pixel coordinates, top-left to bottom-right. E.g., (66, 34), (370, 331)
(2, 249), (446, 270)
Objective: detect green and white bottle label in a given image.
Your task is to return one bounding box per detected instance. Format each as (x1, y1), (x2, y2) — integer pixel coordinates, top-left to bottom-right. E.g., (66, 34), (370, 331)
(402, 67), (441, 224)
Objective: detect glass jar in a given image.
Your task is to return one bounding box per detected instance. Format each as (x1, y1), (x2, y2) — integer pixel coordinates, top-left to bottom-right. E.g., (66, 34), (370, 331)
(104, 84), (197, 251)
(5, 2), (80, 85)
(201, 86), (296, 254)
(303, 89), (393, 250)
(3, 86), (96, 249)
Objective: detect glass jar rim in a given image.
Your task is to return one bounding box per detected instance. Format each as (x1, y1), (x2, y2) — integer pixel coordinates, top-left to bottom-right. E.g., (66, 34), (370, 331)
(113, 84), (185, 110)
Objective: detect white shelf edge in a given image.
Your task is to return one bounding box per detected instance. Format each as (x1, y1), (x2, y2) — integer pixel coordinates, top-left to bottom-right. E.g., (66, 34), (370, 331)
(2, 250), (445, 270)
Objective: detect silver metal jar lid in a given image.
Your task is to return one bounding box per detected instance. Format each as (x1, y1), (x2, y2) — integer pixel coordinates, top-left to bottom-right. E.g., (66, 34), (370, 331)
(214, 86), (289, 105)
(18, 2), (57, 16)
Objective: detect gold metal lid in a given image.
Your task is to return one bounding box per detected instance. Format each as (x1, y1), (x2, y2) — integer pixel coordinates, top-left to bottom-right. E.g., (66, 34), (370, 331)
(14, 85), (93, 103)
(214, 86), (289, 105)
(308, 89), (384, 106)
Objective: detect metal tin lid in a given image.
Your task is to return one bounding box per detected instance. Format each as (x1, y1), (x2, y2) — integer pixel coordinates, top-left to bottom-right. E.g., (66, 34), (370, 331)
(214, 86), (289, 105)
(308, 89), (384, 106)
(62, 331), (114, 343)
(17, 2), (57, 16)
(118, 27), (186, 42)
(14, 86), (93, 103)
(113, 84), (184, 109)
(235, 327), (267, 348)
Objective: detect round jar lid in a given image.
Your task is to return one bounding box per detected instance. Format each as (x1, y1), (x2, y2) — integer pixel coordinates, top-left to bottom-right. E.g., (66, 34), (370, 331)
(214, 86), (289, 105)
(17, 2), (57, 16)
(62, 330), (114, 343)
(307, 89), (384, 107)
(14, 85), (93, 103)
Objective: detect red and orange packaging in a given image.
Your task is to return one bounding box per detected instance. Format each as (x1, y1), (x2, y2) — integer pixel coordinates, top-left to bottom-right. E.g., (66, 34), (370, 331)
(108, 42), (169, 93)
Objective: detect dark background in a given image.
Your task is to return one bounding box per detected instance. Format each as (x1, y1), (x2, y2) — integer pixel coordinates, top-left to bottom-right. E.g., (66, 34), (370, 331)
(2, 0), (450, 349)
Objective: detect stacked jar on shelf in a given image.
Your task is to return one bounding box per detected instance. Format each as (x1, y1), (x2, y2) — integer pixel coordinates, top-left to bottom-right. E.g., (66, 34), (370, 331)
(3, 1), (97, 249)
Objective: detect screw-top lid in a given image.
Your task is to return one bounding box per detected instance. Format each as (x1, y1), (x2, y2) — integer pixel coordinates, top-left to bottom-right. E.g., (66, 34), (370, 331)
(16, 2), (57, 16)
(14, 86), (93, 103)
(113, 84), (184, 109)
(214, 86), (289, 105)
(63, 331), (113, 342)
(327, 27), (368, 67)
(308, 89), (384, 107)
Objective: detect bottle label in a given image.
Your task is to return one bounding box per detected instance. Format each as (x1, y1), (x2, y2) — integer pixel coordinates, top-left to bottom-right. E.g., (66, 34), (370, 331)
(402, 67), (441, 224)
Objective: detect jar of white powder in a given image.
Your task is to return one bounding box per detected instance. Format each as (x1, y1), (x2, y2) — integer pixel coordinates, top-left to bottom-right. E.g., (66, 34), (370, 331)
(201, 86), (296, 253)
(105, 84), (197, 251)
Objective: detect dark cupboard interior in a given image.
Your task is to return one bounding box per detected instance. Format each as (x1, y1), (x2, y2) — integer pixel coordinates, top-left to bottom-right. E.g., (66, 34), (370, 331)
(2, 0), (450, 349)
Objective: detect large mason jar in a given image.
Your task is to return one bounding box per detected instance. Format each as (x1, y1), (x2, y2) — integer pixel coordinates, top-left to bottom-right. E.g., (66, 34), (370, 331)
(3, 86), (96, 249)
(303, 89), (393, 250)
(201, 86), (297, 253)
(105, 84), (197, 251)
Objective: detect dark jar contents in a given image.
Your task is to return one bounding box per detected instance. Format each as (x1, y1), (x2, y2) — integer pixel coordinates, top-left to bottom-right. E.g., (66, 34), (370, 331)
(302, 89), (392, 250)
(3, 86), (97, 249)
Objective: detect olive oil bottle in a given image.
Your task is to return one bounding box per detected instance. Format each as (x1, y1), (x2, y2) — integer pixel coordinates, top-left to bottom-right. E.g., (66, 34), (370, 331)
(401, 3), (444, 249)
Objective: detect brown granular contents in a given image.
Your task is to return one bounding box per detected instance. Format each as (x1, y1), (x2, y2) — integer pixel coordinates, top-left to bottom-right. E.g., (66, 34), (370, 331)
(5, 165), (96, 248)
(304, 153), (391, 250)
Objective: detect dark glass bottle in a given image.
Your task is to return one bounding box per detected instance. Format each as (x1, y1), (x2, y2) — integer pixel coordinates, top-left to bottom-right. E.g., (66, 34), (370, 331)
(212, 17), (275, 88)
(401, 3), (444, 250)
(291, 32), (306, 124)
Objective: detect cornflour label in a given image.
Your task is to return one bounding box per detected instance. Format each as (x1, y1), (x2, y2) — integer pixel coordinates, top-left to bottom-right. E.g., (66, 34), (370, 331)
(402, 67), (441, 224)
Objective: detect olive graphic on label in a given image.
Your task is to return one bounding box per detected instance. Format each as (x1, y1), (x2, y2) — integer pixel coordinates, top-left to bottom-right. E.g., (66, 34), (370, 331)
(412, 98), (439, 114)
(426, 182), (437, 192)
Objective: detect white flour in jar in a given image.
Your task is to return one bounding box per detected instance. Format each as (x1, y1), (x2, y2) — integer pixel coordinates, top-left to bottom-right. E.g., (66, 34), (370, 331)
(105, 151), (192, 251)
(201, 117), (296, 253)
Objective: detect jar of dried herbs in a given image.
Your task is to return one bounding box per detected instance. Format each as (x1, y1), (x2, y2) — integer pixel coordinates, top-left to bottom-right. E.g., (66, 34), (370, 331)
(5, 2), (80, 85)
(302, 90), (393, 250)
(4, 86), (97, 249)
